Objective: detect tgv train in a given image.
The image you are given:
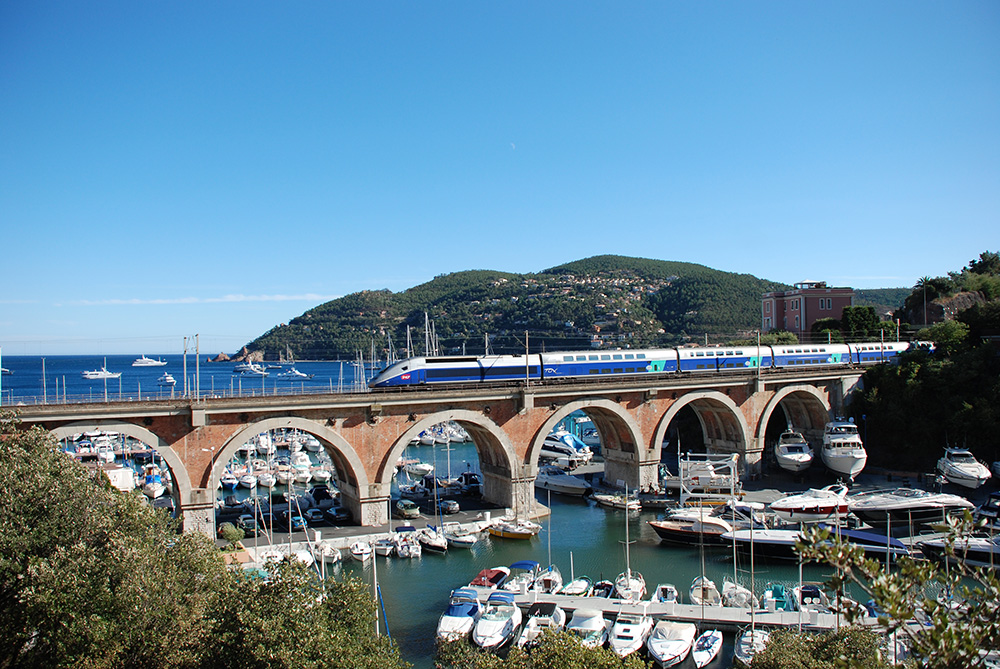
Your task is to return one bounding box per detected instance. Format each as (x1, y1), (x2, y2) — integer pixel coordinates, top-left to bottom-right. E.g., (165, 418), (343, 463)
(368, 341), (931, 388)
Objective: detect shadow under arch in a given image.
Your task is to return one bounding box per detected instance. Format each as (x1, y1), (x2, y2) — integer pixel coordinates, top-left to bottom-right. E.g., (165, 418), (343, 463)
(528, 399), (644, 472)
(755, 384), (831, 444)
(48, 420), (192, 509)
(380, 410), (519, 507)
(213, 416), (369, 499)
(651, 390), (752, 462)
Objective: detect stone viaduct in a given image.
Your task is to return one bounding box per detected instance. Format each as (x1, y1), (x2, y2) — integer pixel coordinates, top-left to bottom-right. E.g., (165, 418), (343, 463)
(14, 368), (862, 538)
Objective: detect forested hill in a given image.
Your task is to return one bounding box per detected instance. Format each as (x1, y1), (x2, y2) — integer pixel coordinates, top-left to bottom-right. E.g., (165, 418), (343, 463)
(240, 255), (893, 360)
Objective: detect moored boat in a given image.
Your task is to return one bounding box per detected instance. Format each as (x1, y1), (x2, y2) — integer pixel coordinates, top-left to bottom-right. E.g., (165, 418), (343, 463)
(651, 582), (680, 604)
(918, 534), (1000, 569)
(733, 627), (771, 667)
(560, 575), (593, 596)
(608, 611), (654, 658)
(132, 355), (167, 367)
(820, 419), (867, 480)
(471, 591), (521, 649)
(937, 448), (992, 489)
(533, 465), (592, 496)
(769, 483), (849, 523)
(848, 487), (975, 531)
(487, 518), (541, 540)
(516, 601), (566, 649)
(469, 566), (510, 590)
(156, 372), (176, 386)
(774, 429), (814, 473)
(437, 588), (483, 642)
(646, 620), (696, 667)
(691, 628), (724, 668)
(349, 541), (372, 562)
(592, 492), (641, 511)
(689, 576), (722, 607)
(566, 608), (610, 649)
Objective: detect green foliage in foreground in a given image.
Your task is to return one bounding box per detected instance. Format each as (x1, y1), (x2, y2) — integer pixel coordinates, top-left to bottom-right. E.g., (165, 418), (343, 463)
(797, 517), (1000, 669)
(751, 627), (886, 669)
(0, 412), (409, 669)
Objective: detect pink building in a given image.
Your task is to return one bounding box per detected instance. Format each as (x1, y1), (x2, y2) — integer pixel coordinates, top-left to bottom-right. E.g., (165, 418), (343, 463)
(762, 281), (854, 336)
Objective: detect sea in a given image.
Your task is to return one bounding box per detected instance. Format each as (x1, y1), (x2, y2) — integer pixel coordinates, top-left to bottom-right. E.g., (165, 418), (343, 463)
(1, 354), (871, 668)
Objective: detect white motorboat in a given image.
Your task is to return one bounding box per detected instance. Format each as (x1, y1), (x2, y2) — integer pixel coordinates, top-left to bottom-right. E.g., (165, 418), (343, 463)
(315, 540), (341, 564)
(733, 627), (771, 666)
(566, 608), (611, 649)
(592, 493), (641, 511)
(539, 432), (586, 470)
(516, 601), (566, 649)
(132, 355), (167, 367)
(219, 471), (239, 490)
(608, 611), (654, 658)
(689, 576), (722, 607)
(692, 628), (724, 668)
(918, 534), (1000, 570)
(769, 483), (849, 523)
(276, 366), (314, 379)
(349, 541), (372, 562)
(646, 620), (697, 667)
(274, 465), (294, 486)
(96, 445), (115, 463)
(404, 461), (434, 477)
(774, 429), (814, 473)
(848, 487), (975, 531)
(442, 522), (478, 548)
(821, 419), (867, 480)
(471, 591), (521, 649)
(501, 561), (541, 593)
(937, 448), (992, 489)
(256, 472), (276, 488)
(542, 430), (593, 465)
(791, 583), (830, 612)
(235, 362), (268, 376)
(393, 527), (422, 558)
(81, 362), (121, 380)
(437, 588), (483, 642)
(156, 373), (176, 386)
(373, 537), (395, 557)
(651, 583), (679, 604)
(487, 518), (541, 540)
(533, 465), (592, 496)
(311, 468), (332, 484)
(238, 474), (257, 489)
(469, 566), (511, 590)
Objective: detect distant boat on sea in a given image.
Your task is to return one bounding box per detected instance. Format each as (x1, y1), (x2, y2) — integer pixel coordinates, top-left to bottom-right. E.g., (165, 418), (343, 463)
(132, 355), (167, 367)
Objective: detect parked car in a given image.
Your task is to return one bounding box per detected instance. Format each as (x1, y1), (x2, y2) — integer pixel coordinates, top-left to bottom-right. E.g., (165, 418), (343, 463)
(437, 499), (460, 515)
(237, 513), (260, 536)
(323, 506), (351, 524)
(282, 511), (307, 531)
(395, 499), (420, 519)
(303, 508), (327, 525)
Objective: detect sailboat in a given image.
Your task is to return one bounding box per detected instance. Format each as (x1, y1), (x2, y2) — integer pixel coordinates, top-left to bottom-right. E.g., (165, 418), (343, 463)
(691, 497), (723, 667)
(733, 521), (770, 666)
(613, 484), (646, 601)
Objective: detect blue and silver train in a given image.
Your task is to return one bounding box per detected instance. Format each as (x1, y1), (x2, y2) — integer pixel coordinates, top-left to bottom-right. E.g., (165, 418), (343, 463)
(368, 341), (932, 388)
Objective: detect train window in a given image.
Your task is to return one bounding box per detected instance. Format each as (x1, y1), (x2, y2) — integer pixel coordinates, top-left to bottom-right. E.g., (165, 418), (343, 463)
(589, 369), (599, 374)
(696, 352), (704, 357)
(636, 354), (646, 359)
(736, 351), (743, 355)
(563, 356), (574, 362)
(576, 356), (586, 361)
(613, 354), (622, 360)
(613, 368), (623, 373)
(601, 355), (611, 361)
(624, 354), (634, 360)
(589, 355), (599, 361)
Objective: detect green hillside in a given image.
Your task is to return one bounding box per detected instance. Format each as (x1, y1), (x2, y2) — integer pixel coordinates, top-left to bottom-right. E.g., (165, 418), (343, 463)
(243, 255), (791, 360)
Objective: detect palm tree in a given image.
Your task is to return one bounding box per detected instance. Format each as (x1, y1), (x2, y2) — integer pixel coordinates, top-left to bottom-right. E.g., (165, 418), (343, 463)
(915, 276), (933, 325)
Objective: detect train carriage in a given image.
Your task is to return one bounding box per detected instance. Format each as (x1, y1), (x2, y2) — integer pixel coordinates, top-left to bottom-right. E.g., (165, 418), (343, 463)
(539, 349), (678, 380)
(769, 344), (850, 369)
(848, 342), (910, 365)
(676, 346), (772, 373)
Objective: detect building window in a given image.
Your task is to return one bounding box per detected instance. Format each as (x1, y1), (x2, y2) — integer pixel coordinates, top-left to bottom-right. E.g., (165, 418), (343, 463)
(795, 315), (800, 329)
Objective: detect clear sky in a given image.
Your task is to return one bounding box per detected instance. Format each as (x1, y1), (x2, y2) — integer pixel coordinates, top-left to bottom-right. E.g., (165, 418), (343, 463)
(2, 2), (998, 355)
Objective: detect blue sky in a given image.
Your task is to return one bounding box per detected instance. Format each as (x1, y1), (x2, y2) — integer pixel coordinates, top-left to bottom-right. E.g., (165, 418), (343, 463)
(2, 2), (998, 355)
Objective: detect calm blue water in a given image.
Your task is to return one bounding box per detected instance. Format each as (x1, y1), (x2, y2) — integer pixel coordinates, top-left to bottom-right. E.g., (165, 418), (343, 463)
(0, 354), (372, 405)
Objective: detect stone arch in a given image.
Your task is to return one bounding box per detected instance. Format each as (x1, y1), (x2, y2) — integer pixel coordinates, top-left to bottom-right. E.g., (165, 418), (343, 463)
(48, 420), (192, 507)
(651, 390), (753, 462)
(213, 416), (369, 499)
(527, 399), (644, 472)
(380, 410), (519, 508)
(755, 384), (831, 446)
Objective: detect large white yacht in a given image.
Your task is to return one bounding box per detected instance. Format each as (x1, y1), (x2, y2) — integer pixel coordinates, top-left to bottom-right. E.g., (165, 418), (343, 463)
(936, 448), (992, 489)
(848, 487), (975, 531)
(132, 355), (167, 367)
(820, 419), (867, 480)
